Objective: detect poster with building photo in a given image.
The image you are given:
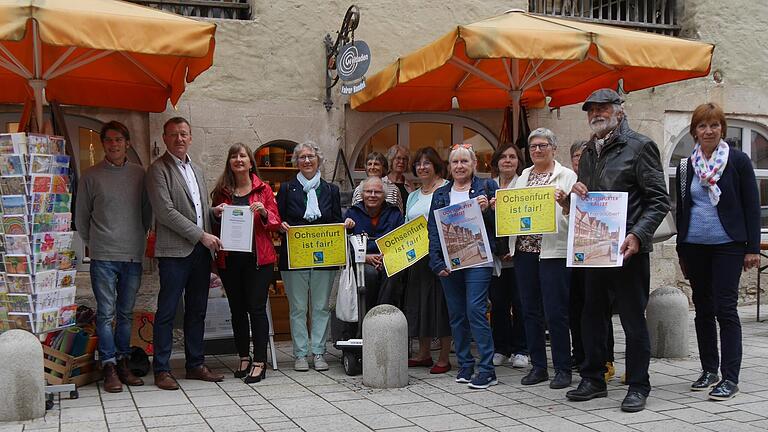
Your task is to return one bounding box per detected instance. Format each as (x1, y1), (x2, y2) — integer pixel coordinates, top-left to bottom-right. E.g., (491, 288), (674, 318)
(434, 197), (493, 271)
(567, 192), (628, 268)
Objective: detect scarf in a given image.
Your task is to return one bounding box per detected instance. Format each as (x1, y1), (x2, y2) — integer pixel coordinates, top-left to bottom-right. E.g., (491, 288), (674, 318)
(297, 171), (322, 222)
(691, 139), (729, 206)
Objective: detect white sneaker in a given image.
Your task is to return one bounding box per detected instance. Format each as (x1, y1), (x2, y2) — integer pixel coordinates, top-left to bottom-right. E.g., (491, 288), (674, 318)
(492, 353), (509, 366)
(294, 357), (309, 371)
(313, 354), (329, 371)
(511, 354), (529, 368)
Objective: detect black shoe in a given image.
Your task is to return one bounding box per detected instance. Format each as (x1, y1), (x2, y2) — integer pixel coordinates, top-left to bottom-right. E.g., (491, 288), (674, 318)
(234, 357), (252, 379)
(550, 370), (572, 389)
(521, 368), (549, 386)
(621, 391), (647, 412)
(709, 380), (739, 401)
(690, 371), (719, 391)
(566, 379), (607, 401)
(244, 362), (266, 384)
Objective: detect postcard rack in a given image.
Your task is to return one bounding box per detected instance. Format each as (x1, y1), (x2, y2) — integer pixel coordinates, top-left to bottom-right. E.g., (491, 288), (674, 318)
(0, 132), (81, 408)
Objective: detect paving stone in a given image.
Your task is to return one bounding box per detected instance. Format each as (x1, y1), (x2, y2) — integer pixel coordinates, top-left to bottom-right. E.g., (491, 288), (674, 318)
(518, 416), (595, 432)
(292, 413), (372, 432)
(410, 413), (483, 431)
(364, 390), (429, 406)
(332, 399), (388, 415)
(586, 420), (641, 432)
(631, 419), (714, 432)
(491, 404), (550, 419)
(259, 421), (300, 431)
(138, 403), (197, 417)
(207, 415), (261, 431)
(147, 424), (212, 432)
(189, 394), (235, 407)
(352, 412), (414, 429)
(59, 406), (106, 423)
(142, 413), (206, 428)
(105, 410), (142, 424)
(270, 395), (341, 418)
(699, 420), (768, 432)
(132, 390), (190, 408)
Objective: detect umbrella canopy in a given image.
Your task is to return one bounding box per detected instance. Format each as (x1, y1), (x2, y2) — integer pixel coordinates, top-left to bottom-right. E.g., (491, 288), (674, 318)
(351, 9), (714, 141)
(0, 0), (216, 123)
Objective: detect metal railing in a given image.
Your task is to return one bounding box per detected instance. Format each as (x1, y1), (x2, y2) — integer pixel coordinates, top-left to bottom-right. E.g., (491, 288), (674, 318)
(529, 0), (681, 35)
(128, 0), (250, 20)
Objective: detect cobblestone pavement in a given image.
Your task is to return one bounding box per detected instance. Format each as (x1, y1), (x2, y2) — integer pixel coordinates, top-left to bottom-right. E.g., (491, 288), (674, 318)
(4, 306), (768, 432)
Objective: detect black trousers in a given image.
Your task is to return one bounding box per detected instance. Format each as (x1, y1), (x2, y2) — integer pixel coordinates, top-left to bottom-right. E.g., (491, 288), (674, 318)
(490, 267), (527, 357)
(219, 253), (273, 362)
(581, 253), (651, 396)
(570, 268), (614, 367)
(679, 242), (744, 383)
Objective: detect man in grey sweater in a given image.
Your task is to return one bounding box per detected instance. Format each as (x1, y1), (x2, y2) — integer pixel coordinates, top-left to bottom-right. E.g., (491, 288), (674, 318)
(75, 120), (152, 393)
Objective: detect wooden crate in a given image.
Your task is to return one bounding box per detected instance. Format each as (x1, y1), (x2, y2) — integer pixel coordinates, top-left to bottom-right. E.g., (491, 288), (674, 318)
(42, 344), (101, 387)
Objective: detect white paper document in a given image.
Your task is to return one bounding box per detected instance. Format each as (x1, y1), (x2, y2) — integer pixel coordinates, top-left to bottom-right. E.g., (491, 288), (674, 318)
(220, 205), (253, 252)
(567, 192), (628, 268)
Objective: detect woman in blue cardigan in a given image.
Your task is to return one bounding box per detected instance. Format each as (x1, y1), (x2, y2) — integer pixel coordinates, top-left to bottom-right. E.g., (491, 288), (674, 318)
(428, 144), (498, 389)
(676, 103), (760, 401)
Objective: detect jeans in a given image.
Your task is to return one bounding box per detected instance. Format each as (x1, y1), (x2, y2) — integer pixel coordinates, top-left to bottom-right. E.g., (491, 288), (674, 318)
(490, 266), (527, 357)
(90, 260), (142, 365)
(582, 253), (651, 396)
(219, 253), (273, 362)
(514, 252), (571, 372)
(283, 269), (336, 357)
(153, 243), (211, 372)
(679, 242), (744, 383)
(440, 266), (494, 373)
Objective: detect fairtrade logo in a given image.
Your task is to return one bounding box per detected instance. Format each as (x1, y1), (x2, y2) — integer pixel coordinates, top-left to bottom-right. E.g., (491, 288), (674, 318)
(406, 249), (416, 262)
(233, 209), (244, 216)
(313, 251), (325, 264)
(520, 217), (531, 231)
(451, 257), (461, 266)
(574, 252), (585, 263)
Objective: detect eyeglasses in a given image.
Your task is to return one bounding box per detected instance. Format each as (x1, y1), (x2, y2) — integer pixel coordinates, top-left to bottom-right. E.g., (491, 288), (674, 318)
(529, 143), (552, 151)
(394, 156), (409, 162)
(451, 143), (473, 151)
(415, 161), (433, 168)
(363, 189), (384, 195)
(297, 155), (317, 162)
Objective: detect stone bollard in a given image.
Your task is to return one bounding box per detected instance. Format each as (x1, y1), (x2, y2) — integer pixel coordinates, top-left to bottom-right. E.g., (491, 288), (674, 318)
(647, 287), (690, 358)
(362, 304), (408, 388)
(0, 330), (45, 421)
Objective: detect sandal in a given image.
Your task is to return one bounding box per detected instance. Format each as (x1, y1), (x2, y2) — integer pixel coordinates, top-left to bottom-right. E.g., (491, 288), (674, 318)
(244, 362), (266, 384)
(234, 357), (252, 378)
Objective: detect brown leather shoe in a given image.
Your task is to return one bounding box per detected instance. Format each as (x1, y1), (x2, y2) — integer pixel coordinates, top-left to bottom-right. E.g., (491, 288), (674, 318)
(117, 358), (144, 386)
(154, 371), (180, 390)
(186, 364), (224, 382)
(102, 363), (123, 393)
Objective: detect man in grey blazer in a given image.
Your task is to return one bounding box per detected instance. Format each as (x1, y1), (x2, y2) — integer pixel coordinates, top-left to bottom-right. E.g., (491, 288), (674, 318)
(146, 117), (225, 390)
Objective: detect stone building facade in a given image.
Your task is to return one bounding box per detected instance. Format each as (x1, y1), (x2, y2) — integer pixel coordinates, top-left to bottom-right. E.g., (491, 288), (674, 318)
(3, 0), (766, 306)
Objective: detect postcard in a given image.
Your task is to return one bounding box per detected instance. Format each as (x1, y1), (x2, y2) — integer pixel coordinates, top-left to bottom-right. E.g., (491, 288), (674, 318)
(56, 270), (77, 289)
(51, 193), (72, 213)
(35, 309), (59, 333)
(32, 213), (53, 234)
(4, 235), (31, 255)
(8, 312), (33, 332)
(27, 134), (50, 154)
(5, 274), (32, 294)
(49, 136), (66, 155)
(0, 194), (26, 215)
(31, 193), (52, 213)
(52, 155), (70, 175)
(34, 251), (58, 273)
(567, 192), (629, 268)
(33, 270), (58, 293)
(7, 293), (32, 313)
(0, 133), (27, 155)
(433, 197), (493, 271)
(51, 175), (69, 194)
(3, 215), (28, 235)
(53, 213), (72, 232)
(59, 304), (77, 327)
(31, 175), (52, 193)
(0, 155), (26, 176)
(0, 176), (26, 195)
(57, 251), (75, 270)
(4, 255), (30, 274)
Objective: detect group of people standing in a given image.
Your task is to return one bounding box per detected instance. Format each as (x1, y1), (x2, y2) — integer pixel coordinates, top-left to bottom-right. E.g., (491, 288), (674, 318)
(77, 88), (759, 413)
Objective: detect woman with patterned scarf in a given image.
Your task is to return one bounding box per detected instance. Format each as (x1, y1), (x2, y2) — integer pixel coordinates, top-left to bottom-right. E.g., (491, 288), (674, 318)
(676, 102), (760, 401)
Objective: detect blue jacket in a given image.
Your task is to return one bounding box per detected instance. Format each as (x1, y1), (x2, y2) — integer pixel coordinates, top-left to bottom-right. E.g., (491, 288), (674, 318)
(428, 176), (498, 274)
(344, 201), (404, 254)
(276, 177), (342, 270)
(675, 147), (760, 254)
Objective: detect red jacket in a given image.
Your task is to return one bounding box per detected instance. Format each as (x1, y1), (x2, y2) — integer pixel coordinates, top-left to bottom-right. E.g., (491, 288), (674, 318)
(212, 173), (281, 268)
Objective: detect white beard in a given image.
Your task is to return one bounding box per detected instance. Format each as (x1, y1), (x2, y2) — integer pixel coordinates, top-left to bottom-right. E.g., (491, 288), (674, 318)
(590, 115), (619, 137)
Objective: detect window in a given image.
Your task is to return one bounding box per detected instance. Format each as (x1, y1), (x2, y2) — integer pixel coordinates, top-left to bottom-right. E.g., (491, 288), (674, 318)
(529, 0), (680, 35)
(668, 121), (768, 229)
(352, 114), (498, 182)
(126, 0), (250, 20)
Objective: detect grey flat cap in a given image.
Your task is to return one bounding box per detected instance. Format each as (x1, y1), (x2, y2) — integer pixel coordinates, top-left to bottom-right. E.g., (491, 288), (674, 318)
(581, 88), (624, 111)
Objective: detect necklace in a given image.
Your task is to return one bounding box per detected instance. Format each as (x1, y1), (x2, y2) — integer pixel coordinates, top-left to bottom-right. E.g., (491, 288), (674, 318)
(421, 178), (442, 194)
(233, 181), (252, 197)
(453, 181), (471, 191)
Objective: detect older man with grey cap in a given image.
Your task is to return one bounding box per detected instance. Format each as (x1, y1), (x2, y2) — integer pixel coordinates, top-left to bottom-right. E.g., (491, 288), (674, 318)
(562, 88), (670, 412)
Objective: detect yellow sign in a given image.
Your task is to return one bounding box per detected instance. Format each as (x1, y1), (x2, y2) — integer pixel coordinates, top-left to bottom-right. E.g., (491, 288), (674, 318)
(495, 185), (558, 236)
(375, 215), (429, 277)
(286, 223), (347, 269)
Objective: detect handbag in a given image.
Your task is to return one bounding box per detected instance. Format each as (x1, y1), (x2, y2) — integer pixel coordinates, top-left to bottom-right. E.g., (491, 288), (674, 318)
(335, 247), (358, 322)
(652, 158), (686, 243)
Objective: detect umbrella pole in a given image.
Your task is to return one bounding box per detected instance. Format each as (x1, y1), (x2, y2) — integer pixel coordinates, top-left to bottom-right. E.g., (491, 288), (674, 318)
(510, 90), (522, 144)
(28, 79), (46, 132)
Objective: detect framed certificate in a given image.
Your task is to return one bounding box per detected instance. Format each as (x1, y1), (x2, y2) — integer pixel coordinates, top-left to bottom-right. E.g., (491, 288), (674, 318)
(220, 205), (254, 252)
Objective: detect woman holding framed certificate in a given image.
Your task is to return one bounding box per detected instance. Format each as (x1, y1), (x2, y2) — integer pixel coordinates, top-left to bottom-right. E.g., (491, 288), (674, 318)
(211, 143), (281, 384)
